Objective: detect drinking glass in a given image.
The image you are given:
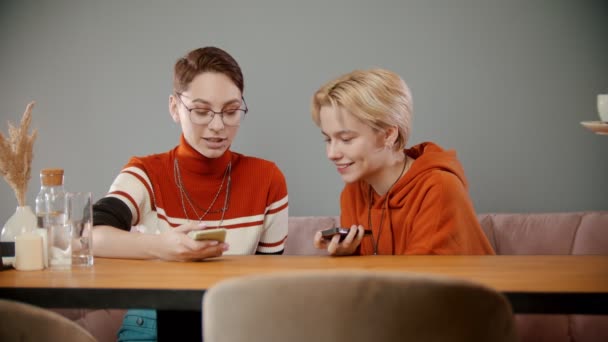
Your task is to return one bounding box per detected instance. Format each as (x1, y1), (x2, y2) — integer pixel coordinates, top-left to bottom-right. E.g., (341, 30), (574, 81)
(67, 192), (94, 267)
(48, 192), (94, 267)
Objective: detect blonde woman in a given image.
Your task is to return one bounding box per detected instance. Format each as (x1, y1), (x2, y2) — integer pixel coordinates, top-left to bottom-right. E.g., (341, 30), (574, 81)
(311, 69), (494, 256)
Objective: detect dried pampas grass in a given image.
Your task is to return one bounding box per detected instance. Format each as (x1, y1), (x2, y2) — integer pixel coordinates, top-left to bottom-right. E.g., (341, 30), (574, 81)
(0, 102), (38, 206)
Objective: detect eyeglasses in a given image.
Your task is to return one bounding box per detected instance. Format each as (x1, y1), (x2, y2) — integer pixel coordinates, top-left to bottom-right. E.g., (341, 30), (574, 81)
(175, 92), (248, 126)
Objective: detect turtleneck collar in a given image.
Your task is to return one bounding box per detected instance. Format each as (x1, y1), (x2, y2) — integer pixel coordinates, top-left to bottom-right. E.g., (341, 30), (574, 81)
(175, 134), (232, 176)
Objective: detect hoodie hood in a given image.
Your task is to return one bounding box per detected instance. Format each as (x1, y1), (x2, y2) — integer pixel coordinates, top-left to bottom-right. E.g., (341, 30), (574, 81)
(367, 141), (468, 209)
(404, 142), (467, 187)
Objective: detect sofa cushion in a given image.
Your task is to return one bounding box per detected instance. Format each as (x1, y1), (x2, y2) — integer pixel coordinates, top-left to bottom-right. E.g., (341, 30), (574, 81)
(483, 213), (581, 255)
(571, 314), (608, 342)
(572, 212), (608, 255)
(477, 214), (497, 251)
(515, 314), (570, 342)
(284, 216), (336, 255)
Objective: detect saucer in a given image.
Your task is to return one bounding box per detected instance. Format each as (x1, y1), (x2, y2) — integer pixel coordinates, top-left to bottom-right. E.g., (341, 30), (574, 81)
(580, 121), (608, 135)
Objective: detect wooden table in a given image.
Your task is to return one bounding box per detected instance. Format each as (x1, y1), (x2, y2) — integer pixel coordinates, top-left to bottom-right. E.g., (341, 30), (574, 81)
(1, 255), (608, 314)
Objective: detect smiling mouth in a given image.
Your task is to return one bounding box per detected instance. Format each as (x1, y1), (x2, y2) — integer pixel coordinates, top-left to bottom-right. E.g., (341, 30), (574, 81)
(336, 162), (353, 170)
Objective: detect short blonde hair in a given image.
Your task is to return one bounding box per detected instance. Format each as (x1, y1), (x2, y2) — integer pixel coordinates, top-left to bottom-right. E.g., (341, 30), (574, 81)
(311, 69), (413, 150)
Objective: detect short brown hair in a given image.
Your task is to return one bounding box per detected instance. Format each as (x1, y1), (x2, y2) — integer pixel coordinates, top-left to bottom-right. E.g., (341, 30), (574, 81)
(173, 47), (244, 94)
(311, 69), (413, 150)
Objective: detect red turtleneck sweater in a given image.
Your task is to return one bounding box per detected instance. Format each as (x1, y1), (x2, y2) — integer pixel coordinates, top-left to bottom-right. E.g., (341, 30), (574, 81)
(102, 135), (288, 254)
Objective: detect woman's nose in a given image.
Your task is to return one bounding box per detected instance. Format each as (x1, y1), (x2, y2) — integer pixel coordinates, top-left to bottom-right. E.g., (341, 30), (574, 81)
(207, 114), (225, 131)
(326, 142), (341, 161)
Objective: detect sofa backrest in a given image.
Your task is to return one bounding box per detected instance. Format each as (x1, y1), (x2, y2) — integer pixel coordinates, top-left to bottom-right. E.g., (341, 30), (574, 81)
(285, 212), (608, 256)
(479, 212), (608, 255)
(284, 216), (338, 256)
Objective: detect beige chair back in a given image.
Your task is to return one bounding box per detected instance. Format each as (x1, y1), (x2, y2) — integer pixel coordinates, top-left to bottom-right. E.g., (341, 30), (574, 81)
(203, 271), (517, 342)
(0, 299), (97, 342)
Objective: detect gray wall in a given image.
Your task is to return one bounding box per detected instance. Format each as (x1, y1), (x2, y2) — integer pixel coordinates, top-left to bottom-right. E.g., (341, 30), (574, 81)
(1, 0), (607, 223)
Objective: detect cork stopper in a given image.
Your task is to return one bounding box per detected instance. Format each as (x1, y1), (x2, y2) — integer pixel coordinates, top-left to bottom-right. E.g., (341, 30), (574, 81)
(40, 168), (64, 186)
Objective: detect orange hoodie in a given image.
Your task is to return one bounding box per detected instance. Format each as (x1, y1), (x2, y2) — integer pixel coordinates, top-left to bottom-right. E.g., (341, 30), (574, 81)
(340, 142), (495, 255)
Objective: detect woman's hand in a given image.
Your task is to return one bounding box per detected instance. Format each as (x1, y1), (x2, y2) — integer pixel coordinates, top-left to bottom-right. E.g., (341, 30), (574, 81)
(155, 222), (229, 261)
(313, 225), (364, 256)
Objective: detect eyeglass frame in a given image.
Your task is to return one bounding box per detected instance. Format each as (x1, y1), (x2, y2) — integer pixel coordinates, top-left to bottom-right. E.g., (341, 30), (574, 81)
(175, 92), (248, 126)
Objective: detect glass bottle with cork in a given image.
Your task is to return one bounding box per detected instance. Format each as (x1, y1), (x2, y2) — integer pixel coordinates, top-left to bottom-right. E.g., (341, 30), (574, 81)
(35, 168), (66, 267)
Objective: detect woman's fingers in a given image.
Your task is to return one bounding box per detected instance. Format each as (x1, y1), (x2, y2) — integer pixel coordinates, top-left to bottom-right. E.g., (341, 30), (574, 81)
(174, 222), (206, 234)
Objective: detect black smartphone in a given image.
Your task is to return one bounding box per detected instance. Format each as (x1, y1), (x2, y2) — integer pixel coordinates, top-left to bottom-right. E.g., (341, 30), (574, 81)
(321, 227), (350, 241)
(321, 227), (373, 242)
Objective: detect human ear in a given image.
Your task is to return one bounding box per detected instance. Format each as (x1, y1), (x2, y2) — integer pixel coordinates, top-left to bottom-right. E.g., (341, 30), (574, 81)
(169, 95), (180, 123)
(383, 126), (399, 148)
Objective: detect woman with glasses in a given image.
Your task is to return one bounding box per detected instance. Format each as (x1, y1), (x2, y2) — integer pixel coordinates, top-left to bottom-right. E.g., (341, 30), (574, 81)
(91, 46), (288, 341)
(92, 46), (288, 260)
(311, 68), (493, 256)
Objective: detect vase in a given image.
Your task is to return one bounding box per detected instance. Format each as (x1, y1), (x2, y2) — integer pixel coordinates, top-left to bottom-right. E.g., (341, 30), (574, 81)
(1, 206), (37, 266)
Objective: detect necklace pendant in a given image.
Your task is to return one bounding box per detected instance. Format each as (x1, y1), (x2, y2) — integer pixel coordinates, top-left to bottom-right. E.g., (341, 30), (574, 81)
(174, 158), (232, 224)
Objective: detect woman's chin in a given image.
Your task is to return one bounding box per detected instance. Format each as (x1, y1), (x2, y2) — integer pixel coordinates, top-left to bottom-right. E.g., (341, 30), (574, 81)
(197, 146), (227, 158)
(339, 173), (360, 184)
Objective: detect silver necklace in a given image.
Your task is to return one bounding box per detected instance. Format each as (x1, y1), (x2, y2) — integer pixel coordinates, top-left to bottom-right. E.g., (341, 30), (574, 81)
(367, 157), (408, 255)
(173, 158), (231, 227)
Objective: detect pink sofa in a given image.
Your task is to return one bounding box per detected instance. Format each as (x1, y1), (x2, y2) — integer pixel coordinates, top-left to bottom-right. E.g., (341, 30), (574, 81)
(287, 212), (608, 342)
(61, 211), (608, 342)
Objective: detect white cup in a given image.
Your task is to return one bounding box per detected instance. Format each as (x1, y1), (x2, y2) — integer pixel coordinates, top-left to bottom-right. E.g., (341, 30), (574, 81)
(15, 232), (44, 271)
(598, 94), (608, 122)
